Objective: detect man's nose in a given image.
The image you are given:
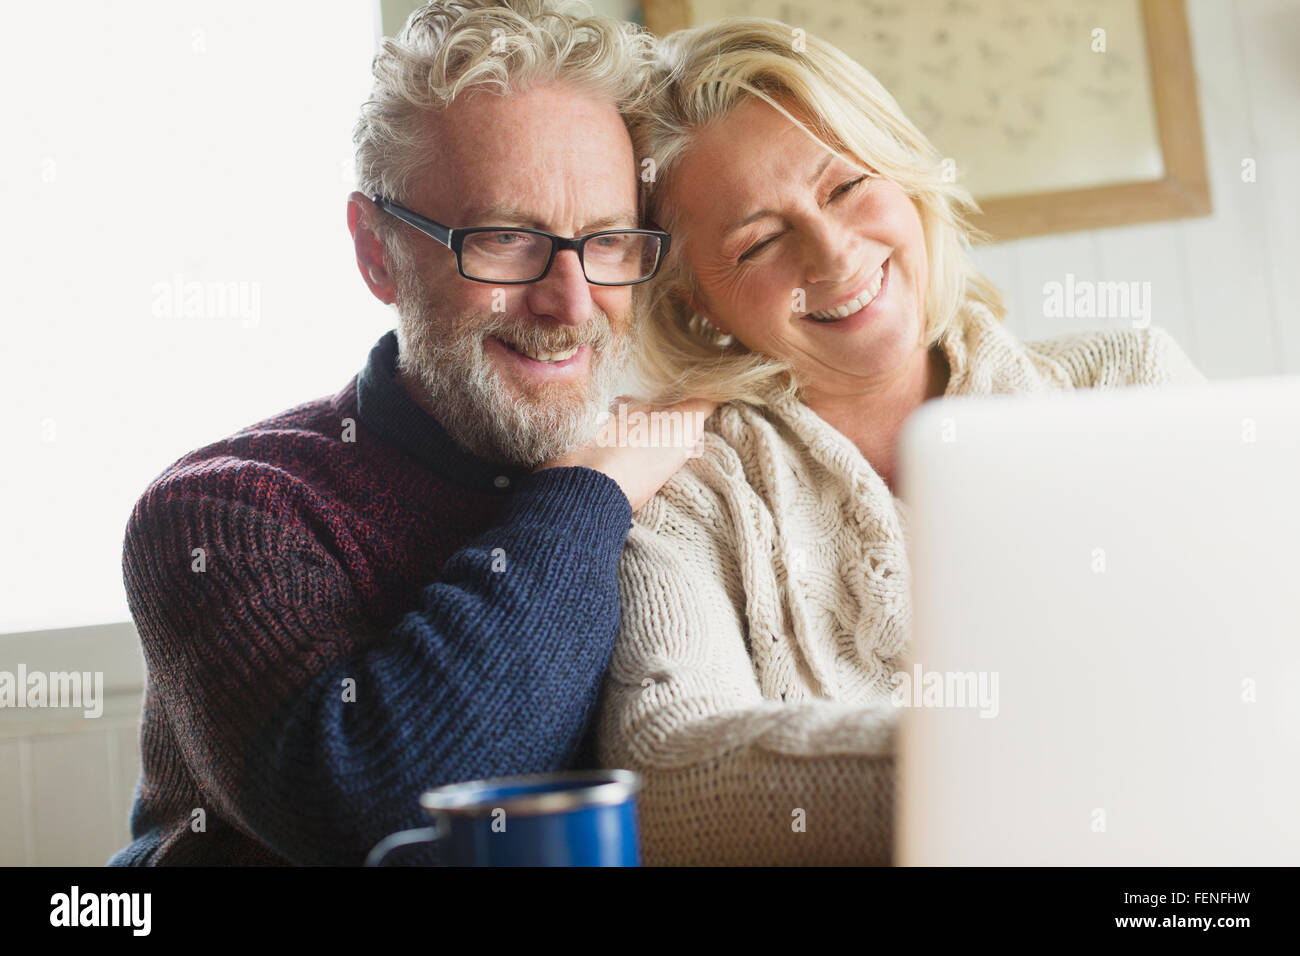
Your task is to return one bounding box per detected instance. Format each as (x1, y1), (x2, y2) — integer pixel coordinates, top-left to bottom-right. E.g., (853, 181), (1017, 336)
(524, 248), (594, 326)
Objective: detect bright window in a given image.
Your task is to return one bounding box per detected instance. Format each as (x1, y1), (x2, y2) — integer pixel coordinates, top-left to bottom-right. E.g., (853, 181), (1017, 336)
(1, 1), (392, 631)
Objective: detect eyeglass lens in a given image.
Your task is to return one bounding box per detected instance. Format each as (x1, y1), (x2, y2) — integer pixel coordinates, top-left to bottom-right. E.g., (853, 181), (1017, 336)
(460, 230), (662, 283)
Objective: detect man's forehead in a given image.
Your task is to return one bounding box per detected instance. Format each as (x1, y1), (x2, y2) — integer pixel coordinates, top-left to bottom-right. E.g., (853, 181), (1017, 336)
(408, 86), (638, 228)
(433, 82), (631, 153)
(456, 201), (638, 231)
(408, 165), (638, 229)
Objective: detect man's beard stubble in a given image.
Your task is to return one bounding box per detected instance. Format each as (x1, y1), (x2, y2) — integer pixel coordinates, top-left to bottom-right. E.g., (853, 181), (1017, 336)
(392, 266), (636, 467)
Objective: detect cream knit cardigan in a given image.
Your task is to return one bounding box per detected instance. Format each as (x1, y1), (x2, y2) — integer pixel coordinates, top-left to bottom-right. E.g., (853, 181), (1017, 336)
(596, 305), (1207, 866)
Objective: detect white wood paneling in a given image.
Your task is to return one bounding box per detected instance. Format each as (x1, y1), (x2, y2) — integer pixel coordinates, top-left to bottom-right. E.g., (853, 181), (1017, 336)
(968, 241), (1025, 330)
(111, 724), (143, 848)
(1093, 220), (1198, 357)
(1006, 232), (1102, 342)
(0, 742), (33, 865)
(1, 622), (143, 865)
(1233, 0), (1300, 374)
(1179, 0), (1280, 377)
(29, 732), (123, 866)
(0, 622), (144, 696)
(1257, 144), (1300, 373)
(1232, 0), (1300, 156)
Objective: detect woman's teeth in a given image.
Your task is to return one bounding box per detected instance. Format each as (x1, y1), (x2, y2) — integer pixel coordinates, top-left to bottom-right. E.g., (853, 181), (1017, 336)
(807, 264), (886, 322)
(500, 339), (580, 363)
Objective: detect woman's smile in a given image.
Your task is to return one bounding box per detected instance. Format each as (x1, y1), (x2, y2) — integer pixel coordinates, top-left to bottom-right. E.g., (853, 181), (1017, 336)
(802, 257), (889, 327)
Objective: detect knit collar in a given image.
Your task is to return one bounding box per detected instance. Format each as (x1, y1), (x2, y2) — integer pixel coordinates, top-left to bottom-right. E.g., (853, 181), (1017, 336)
(354, 330), (532, 495)
(759, 301), (1056, 415)
(935, 302), (1066, 396)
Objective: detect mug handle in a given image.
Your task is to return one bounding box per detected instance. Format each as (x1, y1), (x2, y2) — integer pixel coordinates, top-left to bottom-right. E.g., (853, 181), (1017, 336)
(364, 822), (442, 867)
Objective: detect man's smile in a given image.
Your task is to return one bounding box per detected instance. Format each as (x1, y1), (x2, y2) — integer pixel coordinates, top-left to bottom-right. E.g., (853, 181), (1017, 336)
(486, 335), (592, 382)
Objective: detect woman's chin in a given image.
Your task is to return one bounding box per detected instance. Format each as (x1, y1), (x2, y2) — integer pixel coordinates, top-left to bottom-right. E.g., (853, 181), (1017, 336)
(796, 317), (921, 387)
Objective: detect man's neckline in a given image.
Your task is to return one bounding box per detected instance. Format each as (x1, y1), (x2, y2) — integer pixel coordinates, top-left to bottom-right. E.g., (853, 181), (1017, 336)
(354, 330), (532, 495)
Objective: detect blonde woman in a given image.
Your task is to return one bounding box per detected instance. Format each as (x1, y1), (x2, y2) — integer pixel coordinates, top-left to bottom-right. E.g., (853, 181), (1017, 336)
(596, 18), (1206, 865)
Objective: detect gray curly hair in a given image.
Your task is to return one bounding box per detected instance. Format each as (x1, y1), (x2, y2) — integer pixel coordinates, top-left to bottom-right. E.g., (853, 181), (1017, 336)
(353, 0), (656, 272)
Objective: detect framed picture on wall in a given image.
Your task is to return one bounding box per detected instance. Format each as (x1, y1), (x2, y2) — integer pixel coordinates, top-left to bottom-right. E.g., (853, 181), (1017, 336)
(641, 0), (1211, 242)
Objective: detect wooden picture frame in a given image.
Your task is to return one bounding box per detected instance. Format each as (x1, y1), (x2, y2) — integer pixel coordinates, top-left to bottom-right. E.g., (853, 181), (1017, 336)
(640, 0), (1211, 242)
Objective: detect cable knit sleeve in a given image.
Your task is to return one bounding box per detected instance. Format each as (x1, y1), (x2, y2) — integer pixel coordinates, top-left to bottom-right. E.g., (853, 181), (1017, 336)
(596, 443), (897, 866)
(1143, 326), (1207, 386)
(1027, 325), (1207, 389)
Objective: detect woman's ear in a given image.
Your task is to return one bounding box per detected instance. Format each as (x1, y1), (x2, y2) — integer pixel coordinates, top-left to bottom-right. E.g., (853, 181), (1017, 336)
(704, 315), (731, 336)
(676, 286), (729, 336)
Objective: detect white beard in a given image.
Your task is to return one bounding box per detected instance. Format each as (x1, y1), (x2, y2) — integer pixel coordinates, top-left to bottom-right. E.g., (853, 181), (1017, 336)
(392, 269), (635, 467)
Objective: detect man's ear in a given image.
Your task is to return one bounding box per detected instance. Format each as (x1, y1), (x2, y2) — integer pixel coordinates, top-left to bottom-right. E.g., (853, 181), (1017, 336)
(347, 191), (397, 306)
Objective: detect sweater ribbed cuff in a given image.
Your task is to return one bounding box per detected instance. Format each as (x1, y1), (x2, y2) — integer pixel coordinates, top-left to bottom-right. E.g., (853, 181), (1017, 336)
(504, 464), (630, 526)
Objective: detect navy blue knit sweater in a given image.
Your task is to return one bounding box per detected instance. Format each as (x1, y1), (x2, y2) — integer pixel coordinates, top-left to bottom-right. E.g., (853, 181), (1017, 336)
(108, 331), (633, 865)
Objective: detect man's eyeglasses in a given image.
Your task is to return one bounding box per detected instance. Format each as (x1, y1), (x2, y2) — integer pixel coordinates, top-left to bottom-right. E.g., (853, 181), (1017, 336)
(372, 196), (671, 286)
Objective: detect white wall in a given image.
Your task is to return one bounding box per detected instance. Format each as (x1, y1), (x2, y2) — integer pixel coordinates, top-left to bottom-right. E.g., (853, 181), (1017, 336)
(0, 1), (389, 635)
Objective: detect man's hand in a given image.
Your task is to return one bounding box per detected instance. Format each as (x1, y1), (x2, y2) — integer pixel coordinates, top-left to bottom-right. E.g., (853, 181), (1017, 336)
(537, 397), (718, 512)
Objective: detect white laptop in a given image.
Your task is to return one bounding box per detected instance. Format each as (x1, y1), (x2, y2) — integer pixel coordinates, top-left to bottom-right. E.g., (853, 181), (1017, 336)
(895, 376), (1300, 865)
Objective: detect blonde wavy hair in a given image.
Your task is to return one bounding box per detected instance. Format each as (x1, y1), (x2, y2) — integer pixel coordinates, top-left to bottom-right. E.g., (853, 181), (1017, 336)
(629, 17), (1006, 405)
(353, 0), (655, 271)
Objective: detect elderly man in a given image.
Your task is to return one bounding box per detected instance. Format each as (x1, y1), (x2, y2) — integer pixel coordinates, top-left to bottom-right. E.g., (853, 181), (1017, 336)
(109, 0), (705, 866)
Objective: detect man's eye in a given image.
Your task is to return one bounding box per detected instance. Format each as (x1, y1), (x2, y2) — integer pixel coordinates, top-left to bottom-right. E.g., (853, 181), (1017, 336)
(739, 235), (780, 262)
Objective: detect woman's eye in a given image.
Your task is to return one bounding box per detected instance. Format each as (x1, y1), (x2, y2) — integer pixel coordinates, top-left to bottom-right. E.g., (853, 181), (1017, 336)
(739, 235), (779, 262)
(833, 175), (869, 199)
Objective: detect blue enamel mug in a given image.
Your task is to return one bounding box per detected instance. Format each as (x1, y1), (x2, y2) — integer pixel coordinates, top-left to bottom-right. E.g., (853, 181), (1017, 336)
(365, 769), (643, 866)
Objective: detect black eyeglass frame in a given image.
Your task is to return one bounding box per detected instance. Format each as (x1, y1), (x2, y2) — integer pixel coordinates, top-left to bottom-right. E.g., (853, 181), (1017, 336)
(371, 195), (671, 286)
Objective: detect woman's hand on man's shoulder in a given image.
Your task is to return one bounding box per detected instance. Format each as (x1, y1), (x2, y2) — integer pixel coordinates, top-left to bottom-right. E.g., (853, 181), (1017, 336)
(534, 397), (719, 512)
